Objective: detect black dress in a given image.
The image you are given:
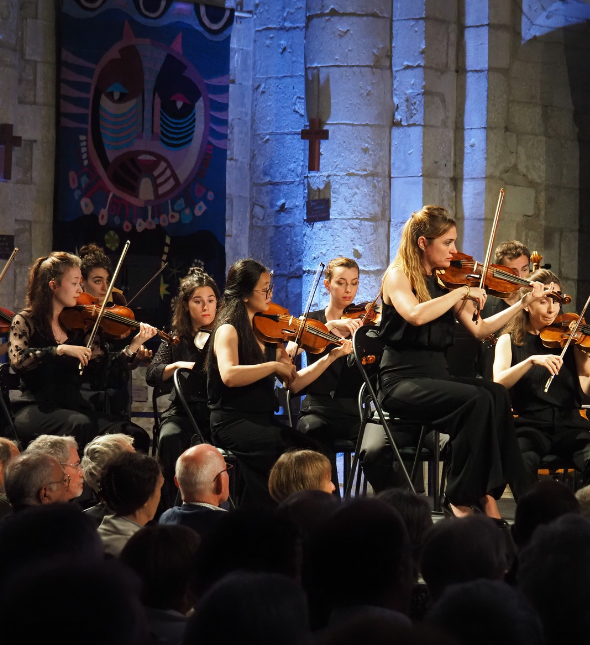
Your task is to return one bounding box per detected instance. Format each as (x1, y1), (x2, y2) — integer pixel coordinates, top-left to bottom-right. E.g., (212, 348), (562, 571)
(363, 276), (530, 505)
(207, 328), (318, 507)
(8, 312), (150, 452)
(146, 333), (211, 509)
(509, 332), (590, 483)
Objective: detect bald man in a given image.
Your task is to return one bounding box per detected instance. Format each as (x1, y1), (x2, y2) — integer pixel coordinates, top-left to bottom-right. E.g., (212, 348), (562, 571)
(159, 444), (229, 536)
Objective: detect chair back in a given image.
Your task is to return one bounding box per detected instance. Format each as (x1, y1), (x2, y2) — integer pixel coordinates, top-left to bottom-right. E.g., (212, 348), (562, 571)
(173, 367), (207, 445)
(352, 326), (385, 378)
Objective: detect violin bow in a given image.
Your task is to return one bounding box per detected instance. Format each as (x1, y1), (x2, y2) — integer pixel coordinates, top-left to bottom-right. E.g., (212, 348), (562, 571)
(473, 188), (505, 323)
(79, 240), (131, 374)
(292, 263), (325, 364)
(0, 248), (18, 286)
(126, 262), (168, 307)
(544, 293), (590, 393)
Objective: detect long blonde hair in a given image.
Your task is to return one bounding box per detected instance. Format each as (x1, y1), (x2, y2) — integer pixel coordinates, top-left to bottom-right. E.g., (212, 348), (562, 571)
(500, 268), (561, 346)
(385, 205), (456, 303)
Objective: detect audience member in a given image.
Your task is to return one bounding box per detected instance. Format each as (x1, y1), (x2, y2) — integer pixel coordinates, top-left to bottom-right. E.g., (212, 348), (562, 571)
(4, 453), (70, 510)
(0, 558), (147, 645)
(159, 445), (229, 536)
(304, 498), (413, 630)
(98, 452), (163, 556)
(121, 524), (200, 645)
(81, 433), (135, 525)
(0, 503), (102, 583)
(0, 438), (19, 519)
(518, 513), (590, 644)
(427, 579), (543, 645)
(576, 483), (590, 518)
(278, 489), (339, 540)
(421, 516), (506, 601)
(512, 480), (580, 549)
(183, 572), (310, 645)
(192, 508), (300, 597)
(269, 449), (335, 502)
(26, 434), (84, 499)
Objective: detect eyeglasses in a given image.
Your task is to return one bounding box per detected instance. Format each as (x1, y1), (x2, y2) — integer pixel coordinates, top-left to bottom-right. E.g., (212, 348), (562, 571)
(252, 284), (274, 297)
(60, 461), (82, 470)
(212, 463), (234, 483)
(44, 473), (71, 490)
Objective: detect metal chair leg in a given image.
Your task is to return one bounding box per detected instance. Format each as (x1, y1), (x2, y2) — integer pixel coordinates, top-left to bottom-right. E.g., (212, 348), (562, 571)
(433, 430), (441, 513)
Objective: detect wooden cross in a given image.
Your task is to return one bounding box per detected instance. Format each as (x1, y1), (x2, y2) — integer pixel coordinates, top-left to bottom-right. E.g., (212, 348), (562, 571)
(0, 124), (22, 181)
(301, 118), (329, 172)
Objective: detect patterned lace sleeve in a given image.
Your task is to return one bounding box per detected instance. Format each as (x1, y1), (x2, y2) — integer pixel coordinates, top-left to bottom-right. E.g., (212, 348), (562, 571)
(9, 313), (57, 372)
(145, 339), (173, 387)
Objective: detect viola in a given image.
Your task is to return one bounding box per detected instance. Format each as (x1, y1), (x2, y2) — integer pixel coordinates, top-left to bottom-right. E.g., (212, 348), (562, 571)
(540, 313), (590, 354)
(435, 252), (572, 305)
(0, 307), (14, 334)
(341, 301), (382, 326)
(253, 302), (345, 354)
(59, 292), (179, 346)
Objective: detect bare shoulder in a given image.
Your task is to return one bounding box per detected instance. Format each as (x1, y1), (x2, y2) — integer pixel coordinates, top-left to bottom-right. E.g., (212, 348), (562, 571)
(215, 323), (238, 342)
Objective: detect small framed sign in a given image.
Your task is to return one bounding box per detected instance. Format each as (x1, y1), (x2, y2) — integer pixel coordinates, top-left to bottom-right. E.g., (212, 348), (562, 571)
(306, 198), (330, 223)
(0, 235), (15, 260)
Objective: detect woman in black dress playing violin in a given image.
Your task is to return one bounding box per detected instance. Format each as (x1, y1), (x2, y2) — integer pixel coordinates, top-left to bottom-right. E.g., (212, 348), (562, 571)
(207, 258), (353, 506)
(366, 205), (550, 519)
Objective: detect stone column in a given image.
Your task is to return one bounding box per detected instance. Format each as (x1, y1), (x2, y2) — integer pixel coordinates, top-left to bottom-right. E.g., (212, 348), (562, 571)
(304, 0), (392, 307)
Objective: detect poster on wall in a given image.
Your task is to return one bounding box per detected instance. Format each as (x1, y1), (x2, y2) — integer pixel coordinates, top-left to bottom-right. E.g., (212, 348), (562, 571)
(55, 0), (234, 329)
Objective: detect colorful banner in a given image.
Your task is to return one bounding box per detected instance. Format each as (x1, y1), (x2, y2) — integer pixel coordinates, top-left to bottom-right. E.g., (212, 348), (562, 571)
(55, 0), (233, 327)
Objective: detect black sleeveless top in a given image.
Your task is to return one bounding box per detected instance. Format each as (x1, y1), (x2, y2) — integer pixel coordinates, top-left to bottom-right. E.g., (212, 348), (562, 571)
(379, 274), (455, 382)
(207, 328), (279, 416)
(510, 332), (581, 415)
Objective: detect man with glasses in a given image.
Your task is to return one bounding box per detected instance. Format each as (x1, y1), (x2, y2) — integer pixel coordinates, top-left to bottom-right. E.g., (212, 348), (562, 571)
(4, 453), (70, 511)
(159, 444), (229, 536)
(26, 435), (84, 499)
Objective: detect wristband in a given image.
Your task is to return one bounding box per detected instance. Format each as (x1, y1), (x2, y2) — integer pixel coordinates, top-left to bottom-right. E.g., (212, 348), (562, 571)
(123, 345), (137, 358)
(463, 285), (471, 300)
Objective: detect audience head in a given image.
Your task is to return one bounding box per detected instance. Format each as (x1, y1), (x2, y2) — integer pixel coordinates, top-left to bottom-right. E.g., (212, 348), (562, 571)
(518, 513), (590, 643)
(427, 579), (543, 645)
(4, 453), (70, 508)
(421, 516), (506, 600)
(121, 524), (200, 613)
(100, 452), (163, 522)
(278, 489), (340, 539)
(26, 434), (83, 499)
(377, 488), (432, 577)
(0, 558), (146, 645)
(576, 484), (590, 519)
(513, 479), (580, 549)
(193, 508), (300, 597)
(0, 503), (103, 583)
(305, 498), (413, 615)
(269, 450), (334, 502)
(184, 572), (310, 645)
(0, 438), (19, 492)
(81, 433), (134, 495)
(175, 444), (229, 505)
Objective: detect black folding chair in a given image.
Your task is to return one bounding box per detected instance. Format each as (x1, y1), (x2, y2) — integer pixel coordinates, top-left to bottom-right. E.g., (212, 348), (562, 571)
(346, 326), (446, 512)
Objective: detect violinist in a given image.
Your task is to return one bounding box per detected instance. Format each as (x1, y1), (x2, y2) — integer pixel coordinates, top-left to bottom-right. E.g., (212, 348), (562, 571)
(146, 268), (219, 510)
(493, 269), (590, 486)
(207, 259), (353, 507)
(364, 206), (548, 520)
(80, 243), (127, 306)
(8, 252), (155, 452)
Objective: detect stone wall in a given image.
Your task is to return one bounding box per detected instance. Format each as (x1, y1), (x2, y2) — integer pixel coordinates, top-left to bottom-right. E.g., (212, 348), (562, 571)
(0, 0), (55, 312)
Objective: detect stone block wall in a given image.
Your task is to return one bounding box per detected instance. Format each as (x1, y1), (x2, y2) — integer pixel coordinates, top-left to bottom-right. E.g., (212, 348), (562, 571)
(0, 0), (55, 313)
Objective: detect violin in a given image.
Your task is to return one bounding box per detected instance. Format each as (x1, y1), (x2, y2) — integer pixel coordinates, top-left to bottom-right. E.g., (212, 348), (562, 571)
(253, 302), (345, 354)
(435, 252), (572, 305)
(341, 301), (382, 326)
(59, 292), (179, 346)
(540, 313), (590, 354)
(0, 307), (14, 334)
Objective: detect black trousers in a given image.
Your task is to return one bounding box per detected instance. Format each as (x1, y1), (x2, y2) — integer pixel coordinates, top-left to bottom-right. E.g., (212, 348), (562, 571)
(211, 409), (321, 508)
(365, 375), (531, 506)
(14, 402), (150, 453)
(157, 405), (211, 510)
(515, 410), (590, 485)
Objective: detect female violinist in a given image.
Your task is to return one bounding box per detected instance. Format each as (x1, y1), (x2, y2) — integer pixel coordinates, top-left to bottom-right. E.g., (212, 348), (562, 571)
(366, 205), (549, 519)
(207, 259), (353, 507)
(146, 268), (219, 509)
(8, 252), (156, 451)
(80, 243), (127, 306)
(493, 269), (590, 486)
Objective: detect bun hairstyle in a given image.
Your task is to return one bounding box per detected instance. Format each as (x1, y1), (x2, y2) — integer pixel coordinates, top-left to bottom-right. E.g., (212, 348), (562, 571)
(79, 243), (112, 281)
(325, 257), (359, 284)
(26, 252), (81, 340)
(385, 205), (456, 303)
(171, 267), (220, 339)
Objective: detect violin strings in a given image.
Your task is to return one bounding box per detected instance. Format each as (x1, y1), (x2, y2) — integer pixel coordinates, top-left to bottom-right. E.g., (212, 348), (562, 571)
(80, 306), (168, 338)
(274, 313), (342, 343)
